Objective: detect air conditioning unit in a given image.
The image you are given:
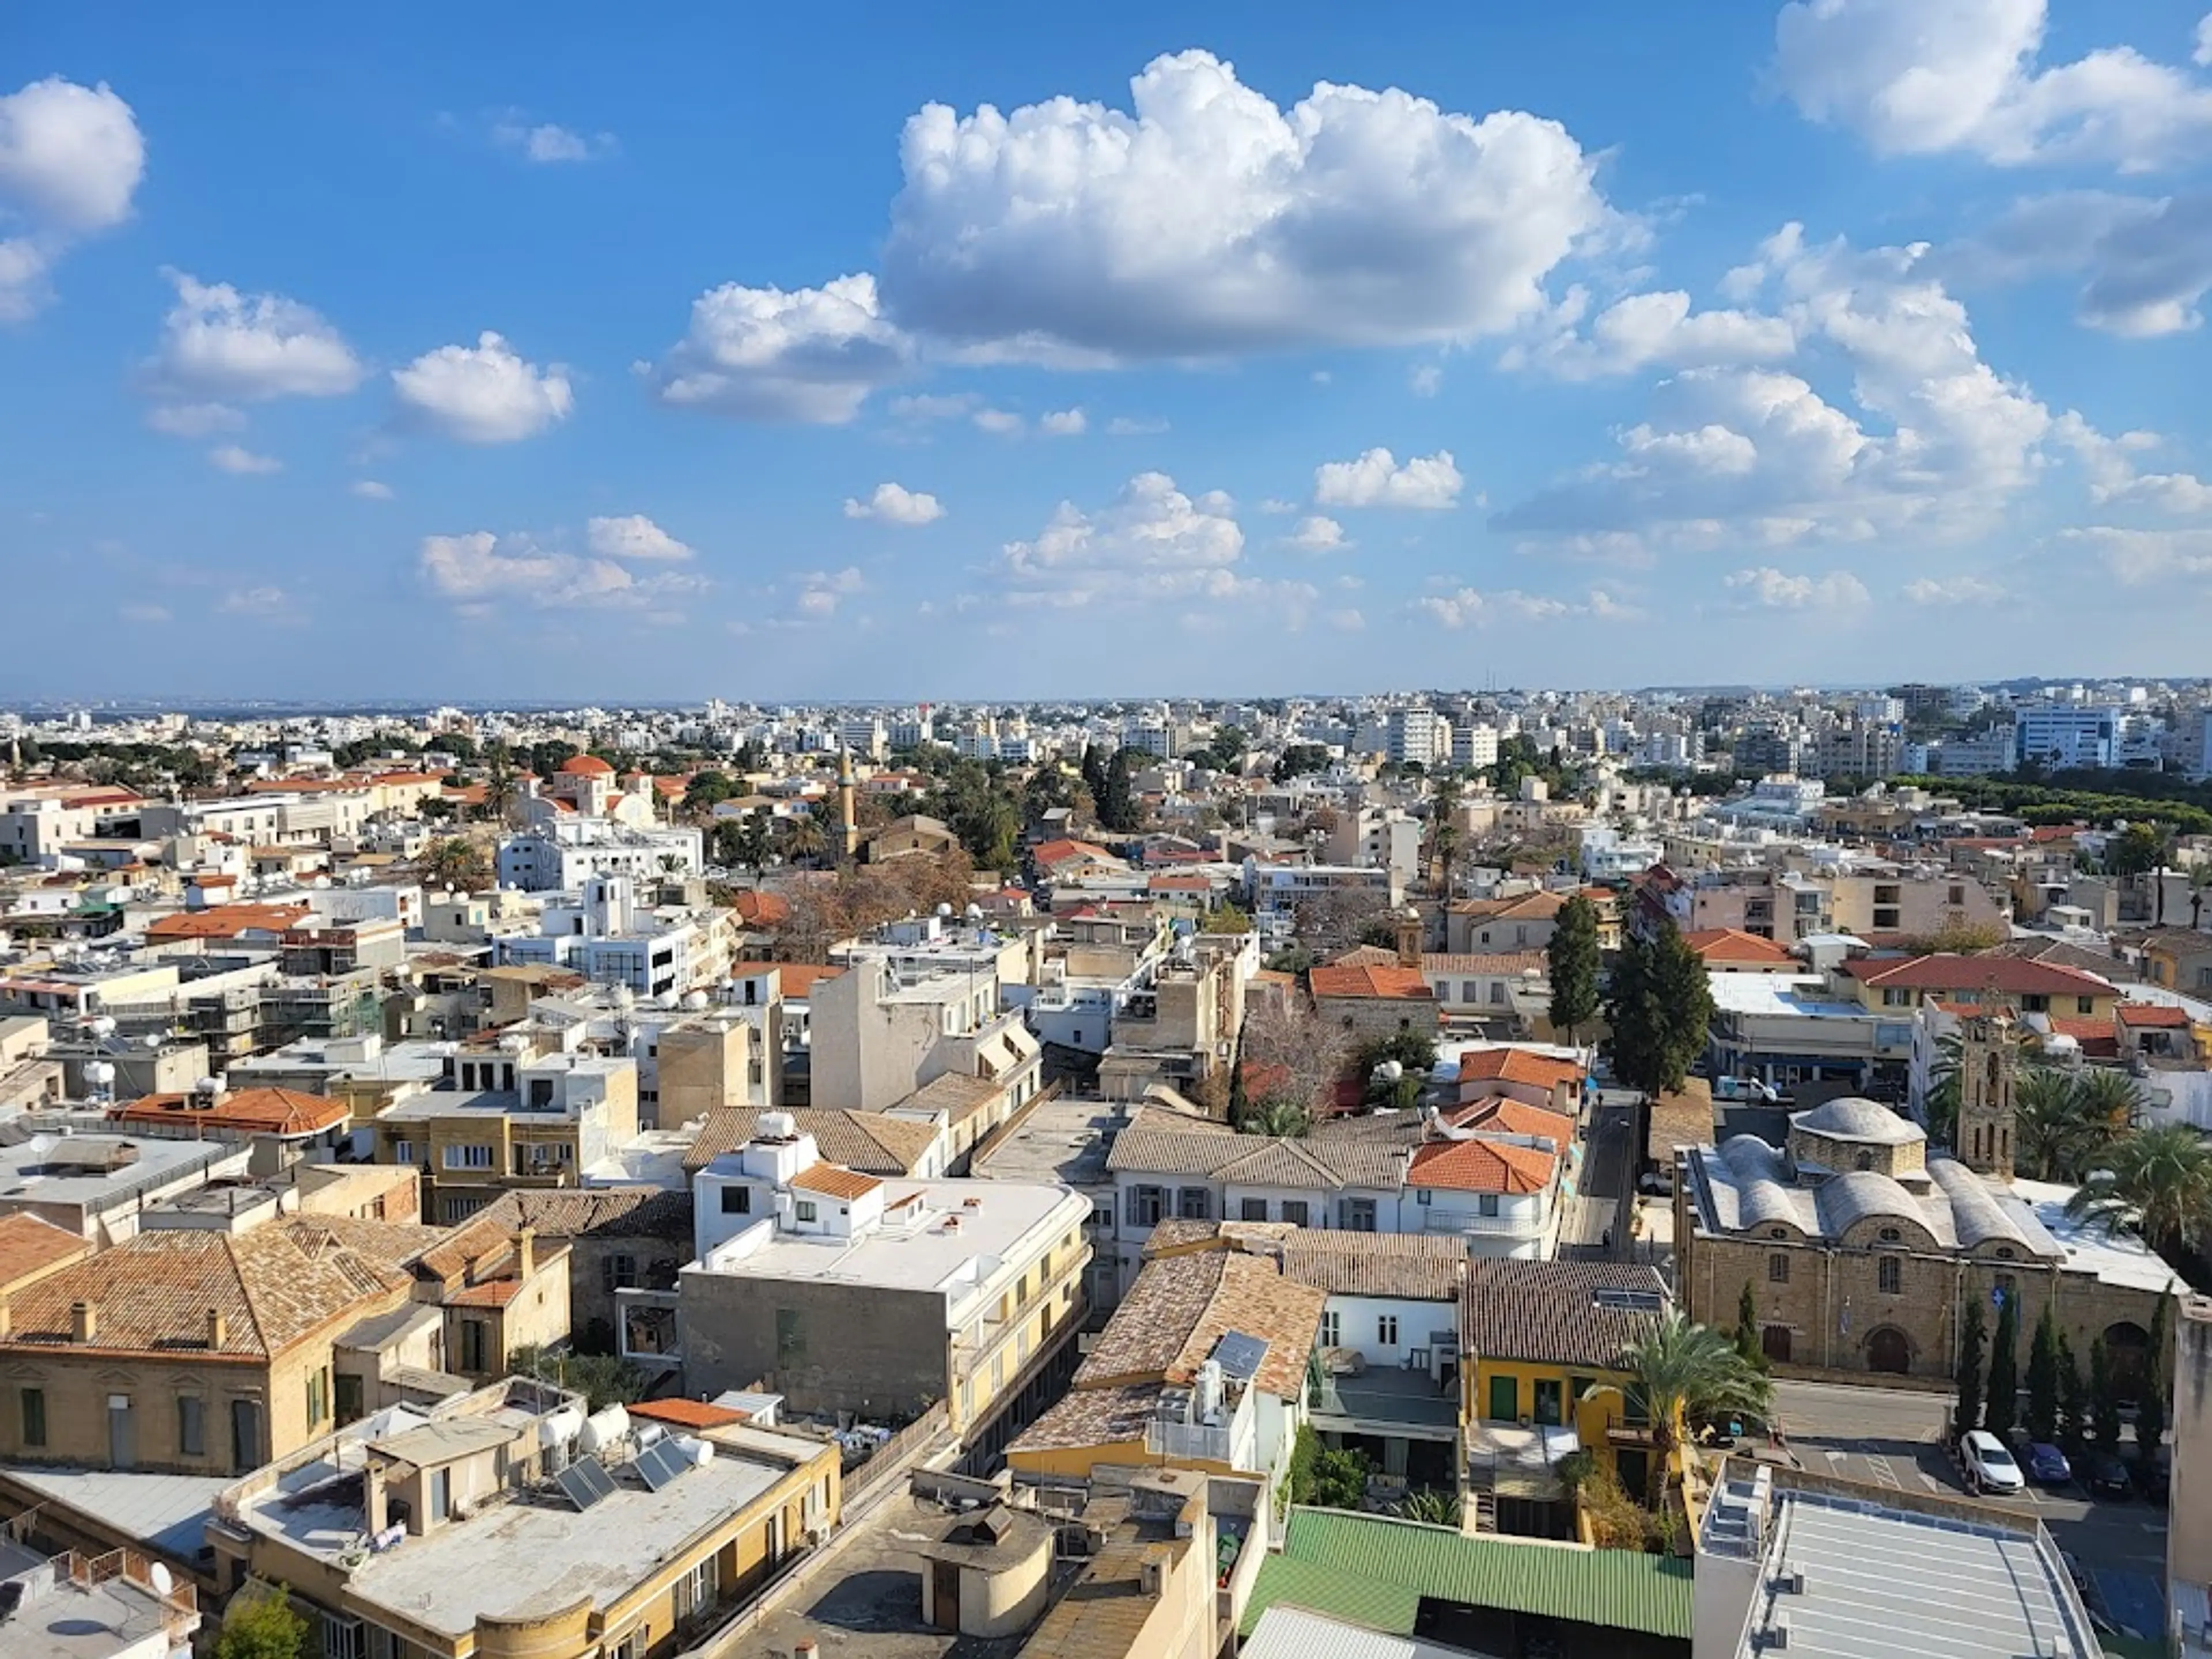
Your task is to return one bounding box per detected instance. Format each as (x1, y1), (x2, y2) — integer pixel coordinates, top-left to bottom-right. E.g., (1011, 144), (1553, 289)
(1768, 1612), (1791, 1650)
(804, 1524), (830, 1548)
(1779, 1562), (1806, 1594)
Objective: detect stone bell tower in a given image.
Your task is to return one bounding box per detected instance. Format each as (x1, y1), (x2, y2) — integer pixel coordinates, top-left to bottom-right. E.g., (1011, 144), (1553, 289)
(1955, 1013), (2016, 1180)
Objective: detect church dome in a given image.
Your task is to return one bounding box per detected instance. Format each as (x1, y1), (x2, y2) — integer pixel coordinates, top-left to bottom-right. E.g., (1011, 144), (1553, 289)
(1789, 1096), (1922, 1146)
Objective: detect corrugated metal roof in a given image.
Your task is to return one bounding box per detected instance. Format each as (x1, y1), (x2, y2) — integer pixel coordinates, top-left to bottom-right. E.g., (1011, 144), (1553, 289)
(1241, 1508), (1694, 1641)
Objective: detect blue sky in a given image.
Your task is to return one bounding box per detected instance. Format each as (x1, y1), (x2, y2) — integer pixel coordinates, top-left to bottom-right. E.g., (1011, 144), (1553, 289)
(7, 1), (2212, 703)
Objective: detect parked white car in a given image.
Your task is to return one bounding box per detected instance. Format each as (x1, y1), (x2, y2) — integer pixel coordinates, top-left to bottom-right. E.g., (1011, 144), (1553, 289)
(1962, 1429), (2025, 1495)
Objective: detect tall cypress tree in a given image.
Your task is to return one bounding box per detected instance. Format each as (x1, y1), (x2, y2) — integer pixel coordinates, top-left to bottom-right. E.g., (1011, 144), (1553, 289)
(2089, 1336), (2122, 1453)
(1601, 929), (1659, 1092)
(2058, 1334), (2087, 1451)
(1547, 895), (1601, 1044)
(1648, 919), (1717, 1094)
(1734, 1281), (1771, 1374)
(1984, 1292), (2020, 1441)
(1955, 1296), (1987, 1438)
(2135, 1297), (2171, 1472)
(2025, 1304), (2060, 1445)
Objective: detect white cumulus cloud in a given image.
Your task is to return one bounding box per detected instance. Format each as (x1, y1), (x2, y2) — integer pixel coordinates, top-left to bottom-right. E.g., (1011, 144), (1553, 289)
(209, 444), (281, 475)
(351, 479), (395, 501)
(1725, 566), (1872, 608)
(1285, 515), (1350, 552)
(1314, 448), (1464, 509)
(491, 116), (615, 164)
(143, 270), (363, 402)
(1956, 188), (2212, 338)
(1039, 407), (1087, 436)
(843, 482), (945, 525)
(645, 273), (911, 423)
(1511, 287), (1797, 379)
(1414, 588), (1486, 627)
(586, 514), (694, 561)
(1903, 574), (2009, 604)
(1772, 0), (2212, 171)
(392, 331), (573, 442)
(880, 50), (1614, 359)
(996, 472), (1264, 609)
(0, 76), (144, 320)
(419, 530), (707, 611)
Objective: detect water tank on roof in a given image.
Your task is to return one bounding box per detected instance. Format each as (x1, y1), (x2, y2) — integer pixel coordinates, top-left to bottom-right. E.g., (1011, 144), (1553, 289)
(758, 1111), (798, 1141)
(577, 1403), (630, 1455)
(683, 991), (709, 1012)
(537, 1403), (585, 1450)
(936, 902), (954, 918)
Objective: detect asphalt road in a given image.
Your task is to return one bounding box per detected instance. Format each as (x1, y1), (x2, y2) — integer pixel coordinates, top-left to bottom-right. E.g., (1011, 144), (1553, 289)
(1769, 1378), (2171, 1637)
(1561, 1091), (1634, 1258)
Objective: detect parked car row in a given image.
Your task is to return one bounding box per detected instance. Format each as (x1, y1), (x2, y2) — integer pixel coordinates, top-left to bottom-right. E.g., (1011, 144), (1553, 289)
(1966, 1427), (2170, 1503)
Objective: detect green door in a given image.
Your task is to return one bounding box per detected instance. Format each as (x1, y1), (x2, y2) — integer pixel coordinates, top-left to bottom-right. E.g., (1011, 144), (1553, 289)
(1534, 1379), (1564, 1426)
(1487, 1374), (1518, 1421)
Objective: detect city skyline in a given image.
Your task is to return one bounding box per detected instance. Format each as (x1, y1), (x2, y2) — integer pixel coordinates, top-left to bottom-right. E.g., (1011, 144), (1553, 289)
(9, 2), (2212, 700)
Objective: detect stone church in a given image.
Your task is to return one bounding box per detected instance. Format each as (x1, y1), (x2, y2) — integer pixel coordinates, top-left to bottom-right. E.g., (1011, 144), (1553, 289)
(1672, 1017), (2183, 1384)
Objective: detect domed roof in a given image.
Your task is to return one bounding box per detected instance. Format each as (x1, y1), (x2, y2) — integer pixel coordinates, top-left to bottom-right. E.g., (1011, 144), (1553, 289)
(560, 754), (616, 777)
(1814, 1168), (1929, 1236)
(1790, 1096), (1923, 1146)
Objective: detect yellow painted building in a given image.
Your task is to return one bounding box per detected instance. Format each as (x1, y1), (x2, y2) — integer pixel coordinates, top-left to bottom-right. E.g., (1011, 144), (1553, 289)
(1458, 1261), (1669, 1505)
(1840, 953), (2122, 1021)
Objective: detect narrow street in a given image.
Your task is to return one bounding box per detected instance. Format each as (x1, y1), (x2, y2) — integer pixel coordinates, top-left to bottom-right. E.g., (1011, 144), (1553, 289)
(1560, 1090), (1635, 1261)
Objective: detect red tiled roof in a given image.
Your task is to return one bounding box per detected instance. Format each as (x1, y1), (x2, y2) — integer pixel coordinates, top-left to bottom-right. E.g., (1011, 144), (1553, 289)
(728, 961), (843, 999)
(2042, 1016), (2119, 1057)
(1444, 1097), (1573, 1140)
(2118, 1002), (2192, 1028)
(1456, 1048), (1583, 1089)
(1033, 838), (1115, 869)
(1408, 1137), (1557, 1195)
(560, 754), (616, 775)
(112, 1086), (350, 1137)
(729, 890), (790, 926)
(1683, 927), (1797, 964)
(1843, 953), (2116, 996)
(789, 1162), (883, 1201)
(1309, 964), (1435, 1001)
(0, 1214), (92, 1289)
(147, 903), (313, 940)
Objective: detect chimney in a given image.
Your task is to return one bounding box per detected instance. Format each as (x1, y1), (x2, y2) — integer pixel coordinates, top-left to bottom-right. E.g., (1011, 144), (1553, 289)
(513, 1228), (536, 1280)
(70, 1300), (96, 1343)
(206, 1308), (227, 1349)
(364, 1459), (388, 1535)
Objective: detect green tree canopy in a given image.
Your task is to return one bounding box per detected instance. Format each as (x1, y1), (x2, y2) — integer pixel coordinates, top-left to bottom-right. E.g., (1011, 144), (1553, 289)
(1603, 919), (1714, 1095)
(2025, 1303), (2061, 1445)
(1955, 1295), (1986, 1436)
(1612, 1312), (1774, 1505)
(216, 1586), (308, 1659)
(1984, 1291), (2020, 1441)
(1546, 894), (1602, 1043)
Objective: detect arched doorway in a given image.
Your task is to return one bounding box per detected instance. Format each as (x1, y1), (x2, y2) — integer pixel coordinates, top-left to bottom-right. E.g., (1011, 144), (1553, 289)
(1866, 1327), (1911, 1374)
(1762, 1325), (1793, 1364)
(2103, 1321), (2152, 1399)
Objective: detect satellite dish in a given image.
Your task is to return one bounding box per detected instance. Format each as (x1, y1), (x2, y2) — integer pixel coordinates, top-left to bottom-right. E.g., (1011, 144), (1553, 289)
(149, 1563), (173, 1599)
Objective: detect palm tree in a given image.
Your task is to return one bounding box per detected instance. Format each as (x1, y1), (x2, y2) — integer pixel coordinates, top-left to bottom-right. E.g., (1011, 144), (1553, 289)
(1923, 1028), (1965, 1147)
(782, 812), (828, 866)
(2066, 1121), (2212, 1259)
(2014, 1066), (2137, 1184)
(1606, 1312), (1774, 1506)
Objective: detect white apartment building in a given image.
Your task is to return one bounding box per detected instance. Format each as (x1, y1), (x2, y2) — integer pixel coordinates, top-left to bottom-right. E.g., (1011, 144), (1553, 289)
(494, 875), (731, 998)
(495, 817), (703, 891)
(0, 785), (144, 865)
(2016, 706), (2121, 770)
(1387, 708), (1452, 768)
(1453, 723), (1501, 771)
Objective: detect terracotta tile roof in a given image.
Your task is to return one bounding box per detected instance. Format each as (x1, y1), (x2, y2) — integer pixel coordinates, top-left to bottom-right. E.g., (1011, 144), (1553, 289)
(1105, 1123), (1408, 1191)
(1683, 927), (1798, 965)
(1444, 1098), (1574, 1141)
(0, 1221), (408, 1359)
(1407, 1137), (1557, 1195)
(899, 1071), (1003, 1124)
(146, 903), (313, 940)
(2043, 1016), (2119, 1057)
(1139, 1218), (1298, 1257)
(414, 1214), (522, 1284)
(683, 1107), (939, 1175)
(1647, 1078), (1716, 1159)
(1007, 1380), (1171, 1455)
(1076, 1251), (1324, 1401)
(628, 1397), (749, 1430)
(111, 1085), (350, 1137)
(472, 1188), (694, 1241)
(0, 1214), (92, 1288)
(789, 1162), (884, 1201)
(559, 754), (616, 776)
(1458, 1260), (1669, 1372)
(1033, 838), (1116, 870)
(2118, 1002), (2192, 1028)
(726, 961), (843, 999)
(1842, 953), (2116, 996)
(445, 1278), (524, 1308)
(1279, 1233), (1467, 1301)
(1310, 964), (1435, 1002)
(1445, 892), (1567, 922)
(1421, 952), (1548, 977)
(1456, 1048), (1583, 1090)
(289, 1215), (449, 1271)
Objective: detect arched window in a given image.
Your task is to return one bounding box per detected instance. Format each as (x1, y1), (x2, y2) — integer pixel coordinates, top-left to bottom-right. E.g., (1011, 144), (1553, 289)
(1768, 1252), (1790, 1285)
